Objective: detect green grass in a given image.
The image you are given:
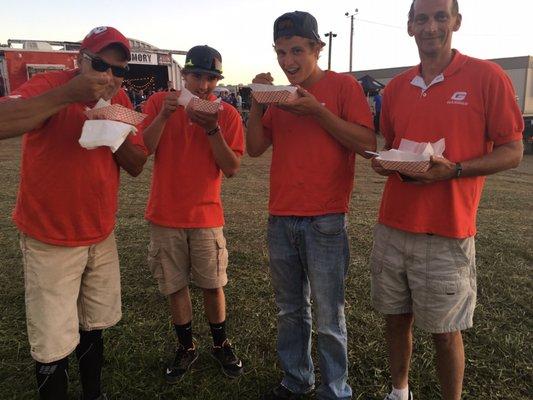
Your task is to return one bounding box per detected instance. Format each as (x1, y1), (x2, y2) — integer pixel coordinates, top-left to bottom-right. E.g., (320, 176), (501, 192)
(0, 136), (531, 399)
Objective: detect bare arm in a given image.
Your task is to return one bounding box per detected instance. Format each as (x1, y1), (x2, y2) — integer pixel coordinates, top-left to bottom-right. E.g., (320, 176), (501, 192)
(142, 91), (179, 154)
(206, 128), (241, 178)
(113, 136), (147, 177)
(246, 73), (273, 157)
(277, 86), (376, 156)
(404, 140), (524, 183)
(187, 108), (241, 178)
(313, 104), (376, 156)
(0, 73), (111, 139)
(246, 100), (272, 157)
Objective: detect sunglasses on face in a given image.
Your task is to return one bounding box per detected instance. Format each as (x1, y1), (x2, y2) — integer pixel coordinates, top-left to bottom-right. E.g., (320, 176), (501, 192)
(83, 53), (129, 77)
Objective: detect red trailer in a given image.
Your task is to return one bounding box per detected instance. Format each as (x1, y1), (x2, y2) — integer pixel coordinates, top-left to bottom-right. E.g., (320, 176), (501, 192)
(0, 47), (78, 95)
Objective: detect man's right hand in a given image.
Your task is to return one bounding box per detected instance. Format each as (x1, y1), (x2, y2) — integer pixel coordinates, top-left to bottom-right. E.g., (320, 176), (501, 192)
(64, 72), (112, 103)
(159, 91), (180, 119)
(371, 157), (394, 176)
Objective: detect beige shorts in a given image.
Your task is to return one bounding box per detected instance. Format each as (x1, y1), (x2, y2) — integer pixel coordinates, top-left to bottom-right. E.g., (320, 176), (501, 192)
(370, 224), (477, 333)
(147, 224), (229, 295)
(20, 232), (121, 363)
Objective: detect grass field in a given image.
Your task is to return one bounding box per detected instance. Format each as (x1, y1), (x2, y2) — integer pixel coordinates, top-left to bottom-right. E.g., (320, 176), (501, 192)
(0, 135), (531, 399)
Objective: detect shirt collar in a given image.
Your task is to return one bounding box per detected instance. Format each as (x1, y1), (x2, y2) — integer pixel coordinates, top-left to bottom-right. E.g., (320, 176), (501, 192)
(409, 49), (468, 91)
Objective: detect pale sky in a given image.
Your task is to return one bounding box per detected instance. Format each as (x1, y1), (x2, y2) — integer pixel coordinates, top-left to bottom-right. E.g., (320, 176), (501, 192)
(1, 0), (531, 85)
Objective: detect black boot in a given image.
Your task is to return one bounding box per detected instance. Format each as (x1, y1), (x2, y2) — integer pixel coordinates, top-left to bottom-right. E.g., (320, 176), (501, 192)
(76, 329), (104, 400)
(36, 357), (69, 400)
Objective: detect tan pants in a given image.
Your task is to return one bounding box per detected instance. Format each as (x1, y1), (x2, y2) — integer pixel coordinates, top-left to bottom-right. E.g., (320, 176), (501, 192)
(20, 232), (121, 363)
(148, 224), (229, 295)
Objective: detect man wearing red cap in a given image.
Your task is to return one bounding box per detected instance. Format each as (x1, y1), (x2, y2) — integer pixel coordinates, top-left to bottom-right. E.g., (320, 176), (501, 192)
(0, 26), (147, 400)
(142, 45), (244, 382)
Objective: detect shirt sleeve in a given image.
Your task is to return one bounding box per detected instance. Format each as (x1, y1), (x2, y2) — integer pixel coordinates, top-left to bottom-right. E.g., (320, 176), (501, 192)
(340, 75), (374, 130)
(484, 65), (524, 146)
(221, 106), (245, 156)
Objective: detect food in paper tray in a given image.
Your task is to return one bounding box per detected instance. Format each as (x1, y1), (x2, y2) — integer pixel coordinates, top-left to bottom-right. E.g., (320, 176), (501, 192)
(371, 138), (446, 174)
(177, 87), (221, 114)
(79, 99), (142, 153)
(250, 83), (298, 104)
(85, 103), (146, 125)
(189, 97), (222, 114)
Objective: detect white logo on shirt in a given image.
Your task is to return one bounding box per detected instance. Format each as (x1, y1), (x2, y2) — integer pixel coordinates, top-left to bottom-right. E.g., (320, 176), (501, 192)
(447, 91), (468, 106)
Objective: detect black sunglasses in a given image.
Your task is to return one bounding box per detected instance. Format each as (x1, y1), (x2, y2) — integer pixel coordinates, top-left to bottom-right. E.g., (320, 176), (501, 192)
(83, 53), (129, 77)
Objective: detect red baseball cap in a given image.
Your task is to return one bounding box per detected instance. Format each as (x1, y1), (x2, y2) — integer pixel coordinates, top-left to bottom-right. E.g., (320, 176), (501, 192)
(80, 26), (131, 60)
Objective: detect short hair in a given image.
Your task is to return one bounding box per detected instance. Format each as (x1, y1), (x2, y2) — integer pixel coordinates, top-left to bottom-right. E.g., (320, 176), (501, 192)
(408, 0), (459, 21)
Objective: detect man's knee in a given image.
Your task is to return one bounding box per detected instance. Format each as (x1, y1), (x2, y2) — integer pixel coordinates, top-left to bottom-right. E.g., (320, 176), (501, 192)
(432, 331), (462, 347)
(386, 313), (414, 330)
(202, 287), (223, 297)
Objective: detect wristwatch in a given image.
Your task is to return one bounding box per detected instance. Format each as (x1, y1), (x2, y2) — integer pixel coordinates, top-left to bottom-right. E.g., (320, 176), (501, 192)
(454, 162), (463, 178)
(206, 125), (220, 136)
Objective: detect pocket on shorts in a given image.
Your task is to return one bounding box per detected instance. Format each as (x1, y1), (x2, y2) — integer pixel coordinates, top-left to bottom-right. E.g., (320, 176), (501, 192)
(428, 275), (471, 296)
(369, 224), (393, 275)
(147, 242), (163, 279)
(449, 237), (475, 269)
(311, 213), (345, 236)
(215, 236), (228, 276)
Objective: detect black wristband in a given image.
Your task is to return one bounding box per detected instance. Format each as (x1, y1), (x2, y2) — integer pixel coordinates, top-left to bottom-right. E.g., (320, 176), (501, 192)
(206, 125), (220, 136)
(455, 162), (463, 178)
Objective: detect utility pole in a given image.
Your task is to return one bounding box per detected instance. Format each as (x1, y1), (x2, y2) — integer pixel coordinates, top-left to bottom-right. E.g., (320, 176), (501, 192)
(324, 31), (337, 70)
(345, 9), (359, 72)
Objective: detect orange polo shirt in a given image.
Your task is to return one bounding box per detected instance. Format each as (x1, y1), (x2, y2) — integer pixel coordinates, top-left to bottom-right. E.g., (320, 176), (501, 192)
(143, 92), (244, 228)
(262, 71), (374, 216)
(3, 69), (146, 246)
(379, 50), (524, 238)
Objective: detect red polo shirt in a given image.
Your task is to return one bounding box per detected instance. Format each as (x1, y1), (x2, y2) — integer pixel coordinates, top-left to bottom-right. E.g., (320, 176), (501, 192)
(3, 69), (146, 246)
(142, 92), (244, 228)
(262, 71), (374, 216)
(379, 50), (524, 238)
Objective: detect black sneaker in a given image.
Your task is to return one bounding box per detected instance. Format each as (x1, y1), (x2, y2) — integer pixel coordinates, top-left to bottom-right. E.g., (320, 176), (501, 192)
(261, 384), (305, 400)
(164, 344), (198, 383)
(211, 339), (243, 378)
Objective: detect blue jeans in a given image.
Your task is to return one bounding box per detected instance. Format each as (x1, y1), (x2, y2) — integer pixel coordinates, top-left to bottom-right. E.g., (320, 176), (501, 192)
(267, 214), (352, 400)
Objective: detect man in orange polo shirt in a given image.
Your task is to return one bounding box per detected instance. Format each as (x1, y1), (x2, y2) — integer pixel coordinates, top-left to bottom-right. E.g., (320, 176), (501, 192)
(370, 1), (524, 400)
(0, 27), (147, 400)
(247, 11), (376, 400)
(141, 45), (244, 383)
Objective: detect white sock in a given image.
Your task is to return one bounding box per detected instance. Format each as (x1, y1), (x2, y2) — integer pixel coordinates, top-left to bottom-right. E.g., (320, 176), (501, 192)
(391, 386), (410, 400)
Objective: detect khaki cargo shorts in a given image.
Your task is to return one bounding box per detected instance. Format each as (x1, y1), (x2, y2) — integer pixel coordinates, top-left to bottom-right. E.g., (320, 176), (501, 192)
(20, 232), (121, 363)
(147, 224), (229, 296)
(370, 224), (477, 333)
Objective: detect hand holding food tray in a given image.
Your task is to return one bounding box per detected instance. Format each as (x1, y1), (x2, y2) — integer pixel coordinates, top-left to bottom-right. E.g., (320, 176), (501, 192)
(367, 138), (446, 174)
(250, 83), (298, 104)
(79, 99), (146, 152)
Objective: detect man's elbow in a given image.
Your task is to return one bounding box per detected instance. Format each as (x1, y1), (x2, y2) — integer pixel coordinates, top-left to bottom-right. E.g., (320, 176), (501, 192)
(510, 150), (523, 169)
(247, 148), (263, 158)
(125, 165), (143, 177)
(505, 140), (524, 169)
(223, 168), (238, 178)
